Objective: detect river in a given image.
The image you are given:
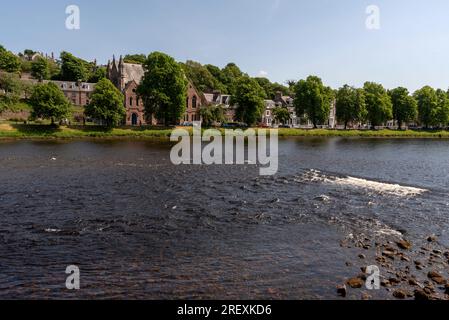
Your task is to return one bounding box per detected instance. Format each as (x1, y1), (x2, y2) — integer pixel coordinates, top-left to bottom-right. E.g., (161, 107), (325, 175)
(0, 138), (448, 299)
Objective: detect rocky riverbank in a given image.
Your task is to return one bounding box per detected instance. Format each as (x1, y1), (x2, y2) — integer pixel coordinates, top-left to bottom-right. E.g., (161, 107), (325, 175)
(338, 231), (449, 300)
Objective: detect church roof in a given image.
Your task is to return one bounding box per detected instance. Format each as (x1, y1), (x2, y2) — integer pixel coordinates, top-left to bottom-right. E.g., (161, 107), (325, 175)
(123, 63), (144, 84)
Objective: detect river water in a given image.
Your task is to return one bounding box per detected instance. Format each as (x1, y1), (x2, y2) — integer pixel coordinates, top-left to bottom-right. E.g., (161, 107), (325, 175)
(0, 138), (448, 299)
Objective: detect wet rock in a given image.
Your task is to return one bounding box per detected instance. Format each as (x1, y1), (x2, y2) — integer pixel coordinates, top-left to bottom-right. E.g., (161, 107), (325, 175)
(408, 279), (419, 286)
(428, 271), (447, 285)
(347, 277), (365, 289)
(393, 290), (407, 299)
(400, 255), (410, 262)
(361, 293), (372, 300)
(433, 249), (443, 255)
(389, 278), (401, 286)
(424, 286), (435, 295)
(397, 240), (412, 250)
(414, 289), (431, 300)
(427, 235), (437, 242)
(314, 195), (330, 202)
(337, 284), (347, 297)
(358, 254), (366, 260)
(382, 250), (396, 260)
(381, 280), (391, 288)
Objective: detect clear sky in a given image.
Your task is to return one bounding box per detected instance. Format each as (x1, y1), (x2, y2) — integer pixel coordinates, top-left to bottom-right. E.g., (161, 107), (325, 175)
(2, 0), (449, 91)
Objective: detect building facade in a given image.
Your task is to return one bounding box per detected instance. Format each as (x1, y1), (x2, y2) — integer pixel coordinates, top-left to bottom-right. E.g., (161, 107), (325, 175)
(203, 91), (235, 123)
(47, 80), (95, 107)
(107, 55), (205, 126)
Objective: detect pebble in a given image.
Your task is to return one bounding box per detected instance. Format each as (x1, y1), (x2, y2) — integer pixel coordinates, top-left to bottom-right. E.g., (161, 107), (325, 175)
(337, 284), (347, 297)
(393, 290), (407, 299)
(346, 278), (365, 289)
(397, 240), (412, 250)
(428, 271), (447, 285)
(414, 289), (431, 300)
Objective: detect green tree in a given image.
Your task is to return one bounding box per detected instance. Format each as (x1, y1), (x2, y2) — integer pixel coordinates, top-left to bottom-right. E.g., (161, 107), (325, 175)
(363, 82), (393, 129)
(435, 89), (449, 128)
(137, 52), (188, 126)
(294, 75), (334, 128)
(31, 57), (50, 81)
(181, 60), (222, 93)
(233, 76), (266, 126)
(254, 78), (291, 100)
(0, 46), (21, 73)
(88, 66), (107, 83)
(272, 107), (291, 125)
(335, 85), (367, 129)
(388, 87), (417, 129)
(413, 86), (438, 129)
(29, 82), (71, 124)
(124, 54), (147, 64)
(0, 72), (22, 111)
(199, 105), (225, 127)
(59, 51), (91, 82)
(85, 78), (125, 127)
(221, 63), (245, 96)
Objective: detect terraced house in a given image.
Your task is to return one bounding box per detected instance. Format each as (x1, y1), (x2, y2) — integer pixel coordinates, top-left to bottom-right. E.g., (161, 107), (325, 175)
(107, 55), (205, 126)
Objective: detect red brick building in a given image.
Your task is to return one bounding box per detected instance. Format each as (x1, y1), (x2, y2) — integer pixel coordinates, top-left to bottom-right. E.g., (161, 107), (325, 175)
(107, 55), (205, 126)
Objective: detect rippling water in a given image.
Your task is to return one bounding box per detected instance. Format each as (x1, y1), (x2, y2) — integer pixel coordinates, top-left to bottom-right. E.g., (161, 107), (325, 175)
(0, 137), (448, 299)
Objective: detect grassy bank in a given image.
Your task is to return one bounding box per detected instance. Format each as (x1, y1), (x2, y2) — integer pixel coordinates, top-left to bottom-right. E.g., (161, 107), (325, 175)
(275, 128), (449, 138)
(1, 123), (449, 140)
(0, 123), (174, 139)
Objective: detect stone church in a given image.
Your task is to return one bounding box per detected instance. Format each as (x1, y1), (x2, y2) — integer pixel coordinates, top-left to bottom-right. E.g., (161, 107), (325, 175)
(107, 55), (205, 126)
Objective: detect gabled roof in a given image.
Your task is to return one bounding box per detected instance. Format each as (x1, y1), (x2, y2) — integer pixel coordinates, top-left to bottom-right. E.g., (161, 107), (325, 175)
(123, 63), (144, 84)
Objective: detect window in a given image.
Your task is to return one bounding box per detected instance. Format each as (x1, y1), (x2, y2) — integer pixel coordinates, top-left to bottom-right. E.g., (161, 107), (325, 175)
(186, 97), (189, 109)
(129, 97), (133, 106)
(192, 96), (197, 109)
(136, 97), (140, 106)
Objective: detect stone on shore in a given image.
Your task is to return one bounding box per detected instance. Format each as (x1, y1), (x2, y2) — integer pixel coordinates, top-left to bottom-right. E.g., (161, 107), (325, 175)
(393, 290), (407, 299)
(337, 284), (347, 297)
(397, 240), (412, 250)
(414, 289), (431, 300)
(346, 278), (365, 289)
(428, 271), (447, 285)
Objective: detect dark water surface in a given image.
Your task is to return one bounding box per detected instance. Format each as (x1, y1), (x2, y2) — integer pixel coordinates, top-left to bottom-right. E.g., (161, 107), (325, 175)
(0, 138), (448, 299)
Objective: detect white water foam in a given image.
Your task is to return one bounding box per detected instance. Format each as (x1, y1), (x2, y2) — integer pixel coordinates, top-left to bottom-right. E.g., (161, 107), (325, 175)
(298, 169), (428, 197)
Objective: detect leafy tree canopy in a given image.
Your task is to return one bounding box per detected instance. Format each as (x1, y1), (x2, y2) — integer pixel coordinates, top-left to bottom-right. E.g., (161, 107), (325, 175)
(413, 86), (438, 129)
(233, 76), (266, 126)
(137, 52), (188, 126)
(29, 82), (71, 124)
(85, 78), (125, 127)
(335, 85), (367, 129)
(124, 54), (147, 65)
(388, 87), (417, 129)
(363, 82), (393, 128)
(0, 45), (21, 73)
(294, 75), (334, 128)
(272, 107), (291, 125)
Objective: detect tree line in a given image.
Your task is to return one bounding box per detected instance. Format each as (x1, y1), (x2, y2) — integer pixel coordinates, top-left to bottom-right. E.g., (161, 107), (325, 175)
(2, 45), (449, 129)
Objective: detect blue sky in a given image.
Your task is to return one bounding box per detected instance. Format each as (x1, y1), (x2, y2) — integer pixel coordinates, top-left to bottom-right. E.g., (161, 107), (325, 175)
(2, 0), (449, 91)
